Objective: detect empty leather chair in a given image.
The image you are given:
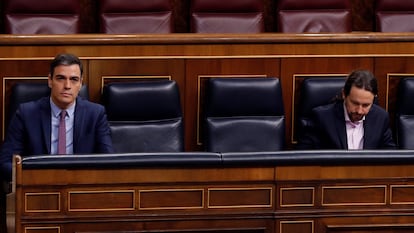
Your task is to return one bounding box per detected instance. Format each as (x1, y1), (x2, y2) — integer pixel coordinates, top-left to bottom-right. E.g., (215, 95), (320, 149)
(4, 0), (81, 34)
(277, 0), (352, 33)
(102, 80), (184, 153)
(375, 0), (414, 32)
(295, 77), (345, 144)
(204, 77), (285, 152)
(99, 0), (173, 33)
(190, 0), (264, 33)
(395, 78), (414, 149)
(7, 82), (89, 129)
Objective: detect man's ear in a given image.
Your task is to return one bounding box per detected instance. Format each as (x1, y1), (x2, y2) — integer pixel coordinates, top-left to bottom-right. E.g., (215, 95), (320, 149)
(341, 89), (345, 99)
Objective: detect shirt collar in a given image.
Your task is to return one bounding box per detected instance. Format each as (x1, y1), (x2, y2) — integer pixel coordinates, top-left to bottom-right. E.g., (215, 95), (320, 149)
(50, 98), (76, 118)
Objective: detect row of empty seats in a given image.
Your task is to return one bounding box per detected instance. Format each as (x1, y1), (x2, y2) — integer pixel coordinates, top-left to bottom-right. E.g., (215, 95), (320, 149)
(3, 0), (414, 34)
(7, 77), (414, 153)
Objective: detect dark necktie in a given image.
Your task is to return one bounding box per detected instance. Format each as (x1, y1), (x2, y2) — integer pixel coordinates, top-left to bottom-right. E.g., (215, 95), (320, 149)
(58, 110), (67, 154)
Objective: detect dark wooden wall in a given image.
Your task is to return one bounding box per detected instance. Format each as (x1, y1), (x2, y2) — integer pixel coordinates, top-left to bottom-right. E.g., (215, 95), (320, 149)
(0, 0), (376, 33)
(1, 33), (414, 151)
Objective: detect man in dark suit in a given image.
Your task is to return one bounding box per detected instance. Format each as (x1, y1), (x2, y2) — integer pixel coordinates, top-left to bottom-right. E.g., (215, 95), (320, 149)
(0, 53), (114, 182)
(297, 70), (396, 150)
(1, 53), (114, 232)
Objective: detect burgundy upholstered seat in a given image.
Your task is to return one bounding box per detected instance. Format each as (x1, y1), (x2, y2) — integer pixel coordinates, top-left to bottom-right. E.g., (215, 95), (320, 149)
(99, 0), (173, 33)
(190, 0), (264, 33)
(277, 0), (352, 33)
(375, 0), (414, 32)
(4, 0), (81, 34)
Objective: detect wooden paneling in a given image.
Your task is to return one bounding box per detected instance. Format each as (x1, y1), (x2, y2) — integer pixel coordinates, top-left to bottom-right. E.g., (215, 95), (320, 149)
(208, 187), (273, 208)
(390, 185), (414, 204)
(68, 190), (135, 211)
(14, 156), (414, 233)
(322, 185), (386, 206)
(322, 217), (414, 233)
(25, 192), (60, 213)
(279, 221), (314, 233)
(87, 59), (185, 103)
(279, 187), (314, 207)
(24, 227), (60, 233)
(139, 189), (203, 210)
(1, 33), (414, 150)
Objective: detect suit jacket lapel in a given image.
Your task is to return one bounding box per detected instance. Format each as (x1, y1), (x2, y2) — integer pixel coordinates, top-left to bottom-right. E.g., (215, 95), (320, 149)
(73, 97), (85, 153)
(363, 107), (375, 148)
(40, 98), (52, 154)
(334, 102), (348, 149)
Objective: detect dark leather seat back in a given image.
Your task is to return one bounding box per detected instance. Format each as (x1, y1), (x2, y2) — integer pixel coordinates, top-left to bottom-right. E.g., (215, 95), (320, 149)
(375, 0), (414, 32)
(204, 77), (285, 152)
(190, 0), (264, 33)
(4, 0), (81, 34)
(395, 78), (414, 149)
(296, 77), (345, 142)
(8, 82), (89, 127)
(102, 80), (184, 153)
(99, 0), (173, 33)
(277, 0), (352, 33)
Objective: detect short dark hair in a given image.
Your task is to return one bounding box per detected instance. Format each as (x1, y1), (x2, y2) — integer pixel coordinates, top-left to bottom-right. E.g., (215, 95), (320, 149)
(343, 70), (378, 97)
(50, 53), (83, 78)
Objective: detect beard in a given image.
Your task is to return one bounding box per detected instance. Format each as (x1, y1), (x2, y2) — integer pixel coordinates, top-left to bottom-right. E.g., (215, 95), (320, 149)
(349, 112), (364, 122)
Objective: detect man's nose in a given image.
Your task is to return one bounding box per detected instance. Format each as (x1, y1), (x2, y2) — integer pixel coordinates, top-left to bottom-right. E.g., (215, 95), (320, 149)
(356, 105), (365, 114)
(63, 79), (71, 88)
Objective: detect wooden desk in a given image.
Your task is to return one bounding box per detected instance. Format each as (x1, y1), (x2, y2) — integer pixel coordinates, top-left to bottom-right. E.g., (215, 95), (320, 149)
(11, 151), (414, 233)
